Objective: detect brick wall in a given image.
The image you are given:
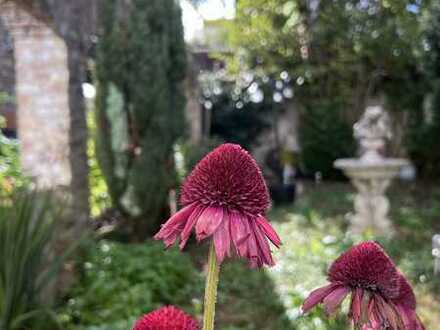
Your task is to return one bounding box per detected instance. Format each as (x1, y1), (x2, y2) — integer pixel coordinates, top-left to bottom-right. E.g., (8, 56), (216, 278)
(0, 3), (72, 188)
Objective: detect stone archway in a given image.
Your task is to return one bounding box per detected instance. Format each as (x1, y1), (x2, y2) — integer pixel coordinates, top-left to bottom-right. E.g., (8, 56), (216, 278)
(0, 17), (16, 136)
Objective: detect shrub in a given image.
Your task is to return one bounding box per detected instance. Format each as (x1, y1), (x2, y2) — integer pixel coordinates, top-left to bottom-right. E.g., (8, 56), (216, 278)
(0, 117), (28, 198)
(59, 240), (203, 329)
(177, 138), (223, 178)
(87, 110), (111, 217)
(300, 103), (356, 179)
(0, 192), (66, 329)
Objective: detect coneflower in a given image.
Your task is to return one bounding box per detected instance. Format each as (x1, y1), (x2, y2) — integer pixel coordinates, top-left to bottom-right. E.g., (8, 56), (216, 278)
(302, 241), (425, 330)
(132, 305), (199, 330)
(155, 143), (281, 330)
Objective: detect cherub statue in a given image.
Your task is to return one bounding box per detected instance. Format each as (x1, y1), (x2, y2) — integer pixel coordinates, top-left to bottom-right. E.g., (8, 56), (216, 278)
(353, 106), (392, 160)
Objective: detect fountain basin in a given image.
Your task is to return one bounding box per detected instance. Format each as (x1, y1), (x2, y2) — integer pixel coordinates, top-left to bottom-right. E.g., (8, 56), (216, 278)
(334, 158), (410, 235)
(334, 158), (409, 179)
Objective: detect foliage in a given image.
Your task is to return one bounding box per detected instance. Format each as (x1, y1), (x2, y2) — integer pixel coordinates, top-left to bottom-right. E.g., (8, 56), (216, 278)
(0, 117), (28, 198)
(407, 1), (440, 178)
(228, 0), (432, 175)
(59, 240), (203, 329)
(216, 262), (292, 330)
(230, 0), (426, 105)
(95, 0), (187, 235)
(56, 183), (440, 329)
(299, 102), (356, 179)
(202, 74), (272, 150)
(0, 192), (67, 329)
(209, 91), (270, 150)
(177, 137), (223, 179)
(59, 237), (293, 330)
(0, 92), (10, 105)
(87, 110), (111, 217)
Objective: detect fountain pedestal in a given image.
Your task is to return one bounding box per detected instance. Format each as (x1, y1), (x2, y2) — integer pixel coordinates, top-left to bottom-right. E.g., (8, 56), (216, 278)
(335, 159), (408, 234)
(334, 106), (409, 235)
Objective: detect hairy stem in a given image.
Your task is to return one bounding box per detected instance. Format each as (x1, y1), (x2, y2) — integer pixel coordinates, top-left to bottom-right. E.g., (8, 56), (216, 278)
(203, 242), (220, 330)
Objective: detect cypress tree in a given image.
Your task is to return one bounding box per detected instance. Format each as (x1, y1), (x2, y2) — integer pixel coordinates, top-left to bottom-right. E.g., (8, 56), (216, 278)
(95, 0), (186, 237)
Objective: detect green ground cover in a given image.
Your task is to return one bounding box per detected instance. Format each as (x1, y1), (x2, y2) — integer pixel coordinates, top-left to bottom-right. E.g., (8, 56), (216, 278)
(61, 183), (440, 329)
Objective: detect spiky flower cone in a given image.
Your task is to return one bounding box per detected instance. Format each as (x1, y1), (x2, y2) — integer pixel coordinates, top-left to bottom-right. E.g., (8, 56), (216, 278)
(133, 306), (199, 330)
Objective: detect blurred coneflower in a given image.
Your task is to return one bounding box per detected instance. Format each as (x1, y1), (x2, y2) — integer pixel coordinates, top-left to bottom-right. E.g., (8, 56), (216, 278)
(301, 241), (425, 330)
(132, 305), (199, 330)
(155, 143), (281, 330)
(154, 143), (281, 268)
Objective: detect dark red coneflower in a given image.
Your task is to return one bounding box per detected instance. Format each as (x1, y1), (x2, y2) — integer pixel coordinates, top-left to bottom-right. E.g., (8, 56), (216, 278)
(301, 241), (425, 330)
(154, 143), (281, 268)
(132, 306), (199, 330)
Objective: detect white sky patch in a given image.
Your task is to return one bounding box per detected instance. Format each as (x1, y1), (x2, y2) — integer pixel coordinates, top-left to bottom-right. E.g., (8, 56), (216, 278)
(198, 0), (235, 20)
(180, 0), (204, 42)
(180, 0), (235, 42)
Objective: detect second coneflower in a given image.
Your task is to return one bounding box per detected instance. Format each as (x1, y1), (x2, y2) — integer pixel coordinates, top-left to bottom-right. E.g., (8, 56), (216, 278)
(133, 305), (199, 330)
(155, 143), (281, 330)
(301, 241), (425, 330)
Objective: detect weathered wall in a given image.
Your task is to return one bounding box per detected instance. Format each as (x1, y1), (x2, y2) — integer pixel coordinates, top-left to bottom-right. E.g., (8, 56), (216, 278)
(0, 3), (72, 187)
(185, 53), (203, 145)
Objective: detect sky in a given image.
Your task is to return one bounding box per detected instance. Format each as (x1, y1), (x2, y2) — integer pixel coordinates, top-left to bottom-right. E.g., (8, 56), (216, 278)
(197, 0), (235, 20)
(181, 0), (235, 42)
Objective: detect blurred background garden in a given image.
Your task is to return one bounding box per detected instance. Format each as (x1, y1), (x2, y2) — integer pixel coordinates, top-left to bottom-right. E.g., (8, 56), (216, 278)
(1, 0), (440, 329)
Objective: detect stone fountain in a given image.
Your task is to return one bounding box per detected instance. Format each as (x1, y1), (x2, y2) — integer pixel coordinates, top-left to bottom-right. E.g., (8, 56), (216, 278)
(334, 106), (409, 235)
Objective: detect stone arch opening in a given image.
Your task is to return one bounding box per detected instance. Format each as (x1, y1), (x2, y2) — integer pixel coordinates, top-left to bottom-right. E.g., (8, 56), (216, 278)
(0, 17), (16, 137)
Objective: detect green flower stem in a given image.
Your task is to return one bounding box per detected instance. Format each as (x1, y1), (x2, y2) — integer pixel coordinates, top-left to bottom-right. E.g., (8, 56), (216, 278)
(203, 242), (221, 330)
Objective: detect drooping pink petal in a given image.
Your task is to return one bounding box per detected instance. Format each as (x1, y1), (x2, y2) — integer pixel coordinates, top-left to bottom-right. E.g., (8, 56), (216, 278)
(379, 299), (401, 329)
(396, 305), (416, 330)
(395, 304), (426, 330)
(162, 234), (177, 248)
(366, 297), (381, 328)
(394, 273), (425, 330)
(179, 205), (204, 250)
(393, 273), (417, 309)
(246, 228), (261, 268)
(251, 218), (274, 266)
(195, 206), (224, 241)
(302, 283), (343, 313)
(213, 211), (231, 263)
(367, 295), (400, 330)
(349, 288), (364, 325)
(154, 203), (196, 248)
(230, 212), (250, 257)
(416, 316), (426, 330)
(323, 286), (350, 315)
(255, 216), (281, 247)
